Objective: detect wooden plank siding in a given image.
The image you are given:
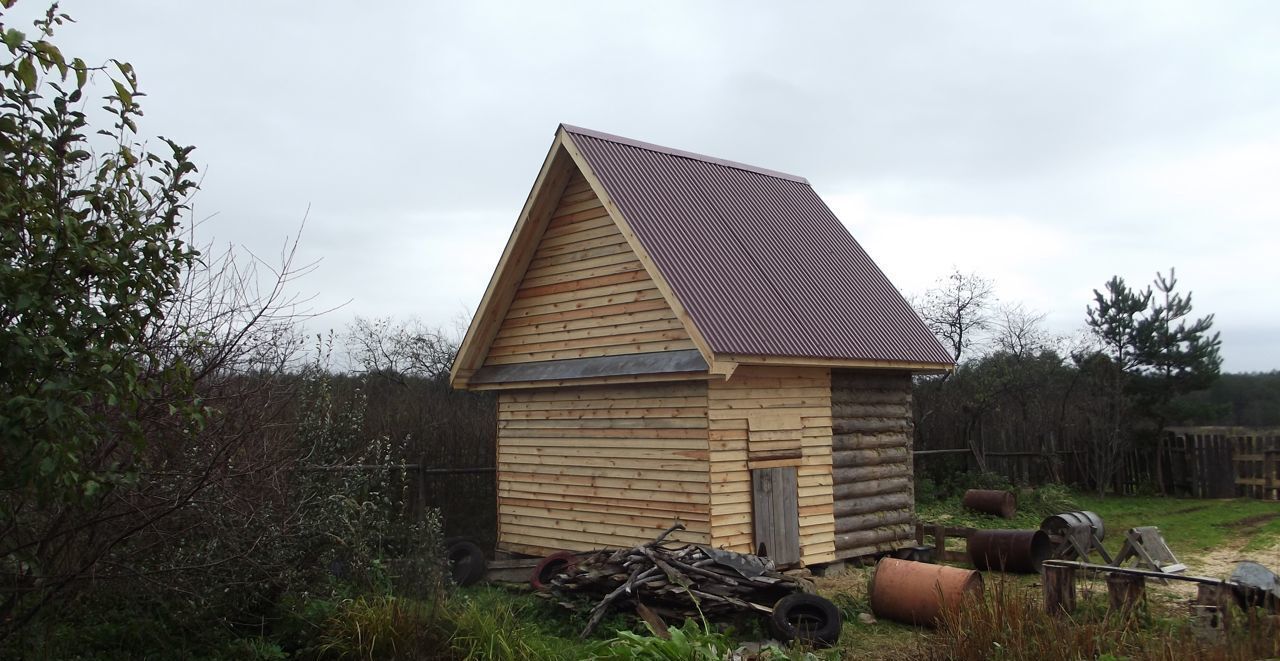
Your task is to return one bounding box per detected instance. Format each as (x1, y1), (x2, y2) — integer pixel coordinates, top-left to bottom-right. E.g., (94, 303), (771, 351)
(485, 172), (696, 367)
(707, 366), (836, 566)
(830, 370), (915, 560)
(495, 383), (711, 556)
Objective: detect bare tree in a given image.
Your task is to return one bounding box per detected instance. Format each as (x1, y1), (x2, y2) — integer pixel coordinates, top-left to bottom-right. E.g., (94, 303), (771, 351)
(919, 268), (996, 364)
(992, 303), (1050, 359)
(345, 316), (457, 381)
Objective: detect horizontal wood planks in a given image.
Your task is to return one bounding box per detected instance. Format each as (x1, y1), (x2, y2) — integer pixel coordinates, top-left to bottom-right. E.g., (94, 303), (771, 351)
(485, 172), (696, 367)
(707, 366), (836, 565)
(830, 370), (915, 560)
(496, 383), (711, 555)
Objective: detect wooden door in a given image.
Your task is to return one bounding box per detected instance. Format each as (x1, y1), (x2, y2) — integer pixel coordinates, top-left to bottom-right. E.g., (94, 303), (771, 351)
(752, 467), (800, 565)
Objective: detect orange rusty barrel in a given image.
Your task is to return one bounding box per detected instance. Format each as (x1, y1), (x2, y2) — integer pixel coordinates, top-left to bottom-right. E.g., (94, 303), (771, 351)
(962, 489), (1017, 518)
(870, 557), (983, 626)
(968, 529), (1051, 574)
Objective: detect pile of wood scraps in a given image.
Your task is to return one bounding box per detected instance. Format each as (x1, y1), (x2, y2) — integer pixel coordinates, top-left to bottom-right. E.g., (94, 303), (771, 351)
(534, 524), (840, 646)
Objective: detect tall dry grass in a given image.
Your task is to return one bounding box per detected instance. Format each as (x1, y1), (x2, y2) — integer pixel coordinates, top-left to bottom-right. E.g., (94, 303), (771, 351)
(928, 578), (1280, 661)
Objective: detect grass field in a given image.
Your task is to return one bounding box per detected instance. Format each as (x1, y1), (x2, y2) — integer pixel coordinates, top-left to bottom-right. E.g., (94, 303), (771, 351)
(813, 491), (1280, 659)
(438, 492), (1280, 660)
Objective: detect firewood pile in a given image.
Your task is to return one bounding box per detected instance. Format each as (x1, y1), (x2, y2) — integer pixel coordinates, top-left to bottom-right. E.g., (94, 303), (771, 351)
(534, 524), (814, 638)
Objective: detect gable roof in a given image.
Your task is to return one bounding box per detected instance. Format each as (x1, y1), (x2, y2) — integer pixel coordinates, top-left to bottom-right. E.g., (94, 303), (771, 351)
(561, 125), (953, 366)
(450, 125), (951, 389)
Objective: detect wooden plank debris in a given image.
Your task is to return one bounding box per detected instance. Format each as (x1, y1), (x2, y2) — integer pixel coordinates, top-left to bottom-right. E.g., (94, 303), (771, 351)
(534, 524), (814, 637)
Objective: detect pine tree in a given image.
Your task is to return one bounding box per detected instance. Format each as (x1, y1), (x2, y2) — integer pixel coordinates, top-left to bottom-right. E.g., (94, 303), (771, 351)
(1079, 270), (1221, 495)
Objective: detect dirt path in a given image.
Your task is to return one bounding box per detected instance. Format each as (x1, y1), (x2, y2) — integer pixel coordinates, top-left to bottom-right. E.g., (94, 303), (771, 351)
(1150, 527), (1280, 599)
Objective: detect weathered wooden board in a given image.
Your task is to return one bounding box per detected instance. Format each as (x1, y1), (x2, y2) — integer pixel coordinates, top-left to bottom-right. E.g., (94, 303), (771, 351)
(752, 467), (800, 565)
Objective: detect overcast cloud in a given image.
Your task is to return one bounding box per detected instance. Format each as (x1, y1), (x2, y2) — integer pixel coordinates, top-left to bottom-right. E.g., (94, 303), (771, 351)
(30, 1), (1280, 370)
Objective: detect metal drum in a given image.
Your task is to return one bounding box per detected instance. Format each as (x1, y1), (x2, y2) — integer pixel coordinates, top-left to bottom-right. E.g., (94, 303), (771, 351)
(1040, 511), (1105, 541)
(870, 557), (983, 627)
(968, 529), (1051, 574)
(962, 489), (1017, 519)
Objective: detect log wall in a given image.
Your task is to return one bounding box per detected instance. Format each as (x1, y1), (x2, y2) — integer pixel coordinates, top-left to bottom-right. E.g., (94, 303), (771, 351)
(495, 382), (711, 555)
(830, 369), (915, 560)
(485, 172), (696, 366)
(707, 366), (836, 566)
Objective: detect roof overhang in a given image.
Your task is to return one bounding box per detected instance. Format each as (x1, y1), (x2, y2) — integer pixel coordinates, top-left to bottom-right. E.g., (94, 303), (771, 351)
(720, 353), (954, 374)
(449, 127), (721, 389)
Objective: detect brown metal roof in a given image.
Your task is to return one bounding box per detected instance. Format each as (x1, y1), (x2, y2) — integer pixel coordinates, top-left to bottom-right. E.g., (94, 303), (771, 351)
(562, 124), (954, 366)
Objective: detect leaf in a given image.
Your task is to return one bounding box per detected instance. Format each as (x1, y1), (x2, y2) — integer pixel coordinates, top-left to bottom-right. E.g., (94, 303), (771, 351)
(17, 56), (37, 89)
(2, 28), (24, 50)
(112, 79), (132, 106)
(72, 57), (87, 89)
(34, 40), (64, 74)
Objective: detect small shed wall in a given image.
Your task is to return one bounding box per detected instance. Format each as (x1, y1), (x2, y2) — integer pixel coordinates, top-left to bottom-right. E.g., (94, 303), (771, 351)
(830, 370), (915, 559)
(707, 366), (836, 566)
(495, 382), (711, 555)
(486, 171), (695, 367)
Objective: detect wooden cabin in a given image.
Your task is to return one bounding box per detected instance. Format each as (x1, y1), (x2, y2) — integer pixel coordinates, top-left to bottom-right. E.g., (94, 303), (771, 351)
(450, 125), (954, 567)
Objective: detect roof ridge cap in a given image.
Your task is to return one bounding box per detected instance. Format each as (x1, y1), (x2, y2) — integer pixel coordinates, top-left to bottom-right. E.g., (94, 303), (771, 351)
(559, 123), (809, 184)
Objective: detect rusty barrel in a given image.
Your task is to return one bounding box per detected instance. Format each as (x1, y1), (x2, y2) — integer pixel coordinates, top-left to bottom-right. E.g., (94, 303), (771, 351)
(1040, 510), (1105, 540)
(962, 489), (1017, 518)
(967, 529), (1051, 574)
(870, 557), (983, 626)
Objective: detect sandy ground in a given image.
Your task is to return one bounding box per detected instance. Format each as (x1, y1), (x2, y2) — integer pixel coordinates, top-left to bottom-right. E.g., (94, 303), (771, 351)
(1148, 528), (1280, 600)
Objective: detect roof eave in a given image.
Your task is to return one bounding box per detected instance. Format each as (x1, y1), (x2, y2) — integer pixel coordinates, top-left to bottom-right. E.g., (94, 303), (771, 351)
(718, 353), (955, 374)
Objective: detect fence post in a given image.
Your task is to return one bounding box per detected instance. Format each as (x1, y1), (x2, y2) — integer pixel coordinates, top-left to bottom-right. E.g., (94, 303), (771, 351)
(1044, 564), (1076, 616)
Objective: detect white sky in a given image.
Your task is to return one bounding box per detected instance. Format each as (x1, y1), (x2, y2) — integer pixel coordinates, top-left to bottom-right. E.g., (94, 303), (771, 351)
(26, 1), (1280, 371)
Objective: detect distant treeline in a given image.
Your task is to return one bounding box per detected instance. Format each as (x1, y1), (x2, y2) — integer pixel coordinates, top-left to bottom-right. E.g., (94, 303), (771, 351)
(1179, 371), (1280, 427)
(908, 268), (1231, 495)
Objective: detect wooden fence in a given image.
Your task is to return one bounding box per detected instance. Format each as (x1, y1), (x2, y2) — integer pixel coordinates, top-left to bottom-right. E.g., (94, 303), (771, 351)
(1170, 427), (1280, 500)
(915, 427), (1280, 500)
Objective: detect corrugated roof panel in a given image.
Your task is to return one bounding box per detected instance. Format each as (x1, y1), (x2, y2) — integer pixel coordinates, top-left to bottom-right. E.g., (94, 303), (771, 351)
(563, 125), (953, 366)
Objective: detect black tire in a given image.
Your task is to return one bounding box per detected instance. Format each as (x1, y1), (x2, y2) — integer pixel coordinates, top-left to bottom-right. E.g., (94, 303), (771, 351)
(444, 538), (487, 587)
(768, 593), (842, 648)
(529, 551), (577, 590)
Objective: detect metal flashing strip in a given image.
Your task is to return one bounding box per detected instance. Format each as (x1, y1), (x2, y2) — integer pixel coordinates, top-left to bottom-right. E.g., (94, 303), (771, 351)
(468, 349), (709, 385)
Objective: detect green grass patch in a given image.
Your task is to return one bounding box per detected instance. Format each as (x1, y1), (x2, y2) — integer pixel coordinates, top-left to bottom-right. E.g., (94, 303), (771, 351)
(1075, 494), (1280, 558)
(919, 488), (1280, 561)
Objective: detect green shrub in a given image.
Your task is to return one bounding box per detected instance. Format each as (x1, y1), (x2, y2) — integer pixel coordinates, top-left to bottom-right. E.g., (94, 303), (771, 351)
(313, 595), (448, 660)
(592, 619), (734, 661)
(915, 476), (940, 503)
(443, 587), (587, 661)
(1021, 483), (1079, 518)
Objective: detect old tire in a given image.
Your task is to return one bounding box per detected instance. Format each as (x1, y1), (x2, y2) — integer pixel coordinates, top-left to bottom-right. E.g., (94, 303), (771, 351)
(769, 593), (842, 648)
(530, 551), (577, 590)
(444, 538), (487, 587)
